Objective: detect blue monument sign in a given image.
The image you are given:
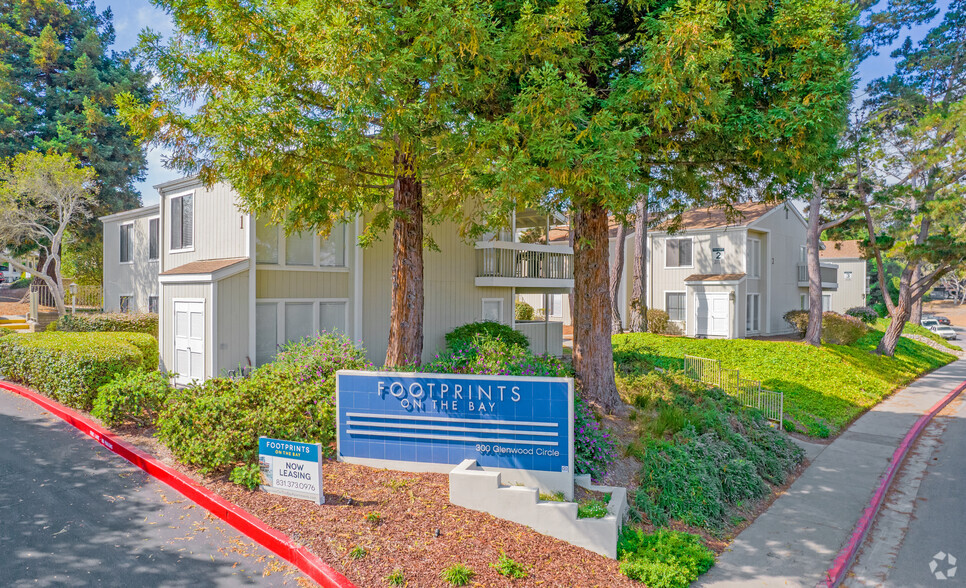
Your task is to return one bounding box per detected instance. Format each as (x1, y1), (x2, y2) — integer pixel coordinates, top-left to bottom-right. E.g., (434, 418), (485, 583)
(336, 370), (574, 495)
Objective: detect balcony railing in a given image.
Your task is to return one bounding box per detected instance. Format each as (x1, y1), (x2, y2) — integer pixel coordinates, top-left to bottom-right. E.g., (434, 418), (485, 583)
(475, 241), (574, 289)
(797, 263), (838, 290)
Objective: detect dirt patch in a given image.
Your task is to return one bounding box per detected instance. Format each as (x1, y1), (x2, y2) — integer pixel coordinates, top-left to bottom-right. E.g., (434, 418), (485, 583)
(112, 428), (638, 588)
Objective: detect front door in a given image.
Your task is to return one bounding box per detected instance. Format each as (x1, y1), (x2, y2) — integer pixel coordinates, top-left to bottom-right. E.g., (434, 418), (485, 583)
(173, 300), (205, 385)
(695, 293), (730, 337)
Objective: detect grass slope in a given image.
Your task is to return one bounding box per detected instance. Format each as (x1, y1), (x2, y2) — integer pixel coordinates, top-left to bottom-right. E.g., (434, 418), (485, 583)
(873, 318), (962, 351)
(613, 329), (955, 436)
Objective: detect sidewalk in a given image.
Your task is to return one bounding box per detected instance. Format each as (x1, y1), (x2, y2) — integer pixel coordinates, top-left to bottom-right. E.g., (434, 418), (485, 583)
(697, 358), (966, 588)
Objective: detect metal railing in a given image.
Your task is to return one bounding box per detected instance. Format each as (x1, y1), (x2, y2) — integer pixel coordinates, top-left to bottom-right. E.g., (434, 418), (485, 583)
(684, 354), (784, 427)
(476, 241), (573, 281)
(29, 283), (103, 312)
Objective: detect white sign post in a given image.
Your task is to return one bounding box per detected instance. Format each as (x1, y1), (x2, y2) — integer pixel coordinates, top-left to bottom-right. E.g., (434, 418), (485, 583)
(257, 437), (324, 505)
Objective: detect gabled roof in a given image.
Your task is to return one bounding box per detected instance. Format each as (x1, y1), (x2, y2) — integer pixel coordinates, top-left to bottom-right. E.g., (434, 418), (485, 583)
(661, 202), (777, 231)
(820, 240), (863, 259)
(98, 204), (159, 223)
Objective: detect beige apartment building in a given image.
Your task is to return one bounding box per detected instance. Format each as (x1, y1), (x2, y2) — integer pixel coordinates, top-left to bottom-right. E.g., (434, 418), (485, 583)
(817, 240), (868, 313)
(101, 177), (573, 384)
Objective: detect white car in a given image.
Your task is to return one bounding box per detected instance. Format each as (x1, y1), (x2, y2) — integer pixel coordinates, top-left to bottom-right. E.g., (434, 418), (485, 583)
(922, 318), (958, 340)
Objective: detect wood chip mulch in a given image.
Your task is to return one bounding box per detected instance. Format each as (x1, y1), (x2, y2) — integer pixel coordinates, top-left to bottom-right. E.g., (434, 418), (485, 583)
(116, 430), (638, 588)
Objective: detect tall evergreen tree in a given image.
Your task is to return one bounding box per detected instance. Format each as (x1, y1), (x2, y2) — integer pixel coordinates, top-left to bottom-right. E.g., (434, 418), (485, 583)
(0, 0), (150, 216)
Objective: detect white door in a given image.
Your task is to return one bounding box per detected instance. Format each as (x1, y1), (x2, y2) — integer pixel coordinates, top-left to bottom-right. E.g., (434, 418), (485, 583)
(696, 293), (730, 337)
(173, 300), (205, 385)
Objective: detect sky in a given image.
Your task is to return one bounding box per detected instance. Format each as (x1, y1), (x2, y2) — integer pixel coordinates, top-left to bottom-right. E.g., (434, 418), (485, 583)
(93, 0), (952, 207)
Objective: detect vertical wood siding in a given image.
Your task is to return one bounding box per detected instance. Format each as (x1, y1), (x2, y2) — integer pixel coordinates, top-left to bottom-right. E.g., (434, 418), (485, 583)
(216, 271), (250, 375)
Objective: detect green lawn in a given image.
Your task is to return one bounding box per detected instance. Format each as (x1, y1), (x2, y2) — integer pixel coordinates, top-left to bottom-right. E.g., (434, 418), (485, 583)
(612, 328), (956, 437)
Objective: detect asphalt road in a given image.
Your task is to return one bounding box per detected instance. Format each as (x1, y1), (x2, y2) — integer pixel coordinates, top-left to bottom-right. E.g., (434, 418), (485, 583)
(0, 388), (307, 587)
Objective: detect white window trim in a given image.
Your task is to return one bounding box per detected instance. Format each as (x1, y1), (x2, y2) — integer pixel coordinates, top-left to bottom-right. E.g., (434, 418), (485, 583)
(119, 222), (134, 265)
(663, 236), (695, 269)
(664, 290), (687, 323)
(256, 298), (352, 342)
(747, 238), (761, 279)
(746, 292), (760, 333)
(148, 295), (159, 314)
(255, 219), (350, 271)
(147, 216), (161, 262)
(481, 298), (505, 323)
(168, 191), (196, 254)
(119, 293), (134, 313)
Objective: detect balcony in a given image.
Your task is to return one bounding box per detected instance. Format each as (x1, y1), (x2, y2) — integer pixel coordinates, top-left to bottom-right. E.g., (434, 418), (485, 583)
(797, 263), (838, 290)
(475, 241), (574, 291)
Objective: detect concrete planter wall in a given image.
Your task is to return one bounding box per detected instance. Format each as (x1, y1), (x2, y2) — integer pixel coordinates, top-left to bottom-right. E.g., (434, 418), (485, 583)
(449, 459), (628, 558)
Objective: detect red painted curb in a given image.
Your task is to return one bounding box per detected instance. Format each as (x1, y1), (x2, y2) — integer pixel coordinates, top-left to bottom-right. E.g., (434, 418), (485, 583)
(822, 378), (966, 588)
(0, 381), (355, 588)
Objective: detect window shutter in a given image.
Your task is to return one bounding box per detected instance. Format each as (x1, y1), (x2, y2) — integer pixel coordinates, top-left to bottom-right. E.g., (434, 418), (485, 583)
(171, 197), (183, 249)
(182, 195), (193, 247)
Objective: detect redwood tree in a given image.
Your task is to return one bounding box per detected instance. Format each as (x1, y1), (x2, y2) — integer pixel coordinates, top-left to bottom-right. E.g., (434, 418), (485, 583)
(119, 0), (497, 365)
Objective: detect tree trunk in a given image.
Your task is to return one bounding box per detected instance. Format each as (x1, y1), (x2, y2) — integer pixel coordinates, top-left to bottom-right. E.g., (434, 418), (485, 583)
(610, 222), (627, 333)
(568, 220), (576, 336)
(384, 154), (424, 367)
(628, 198), (648, 332)
(572, 202), (621, 413)
(877, 267), (914, 356)
(909, 265), (923, 325)
(804, 181), (824, 346)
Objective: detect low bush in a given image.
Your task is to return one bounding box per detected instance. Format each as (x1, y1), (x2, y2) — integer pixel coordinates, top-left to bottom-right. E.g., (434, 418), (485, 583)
(618, 528), (715, 588)
(440, 563), (474, 586)
(515, 301), (535, 321)
(783, 310), (808, 335)
(822, 312), (870, 345)
(0, 332), (158, 409)
(620, 372), (803, 529)
(846, 306), (879, 324)
(92, 368), (172, 427)
(574, 397), (617, 480)
(156, 333), (370, 474)
(55, 312), (159, 337)
(491, 553), (528, 579)
(422, 335), (566, 377)
(577, 498), (609, 519)
(8, 276), (32, 289)
(0, 327), (15, 337)
(647, 309), (683, 336)
(445, 321), (529, 350)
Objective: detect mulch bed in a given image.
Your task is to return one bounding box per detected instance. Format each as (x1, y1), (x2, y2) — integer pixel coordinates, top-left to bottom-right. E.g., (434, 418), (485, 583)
(116, 429), (638, 588)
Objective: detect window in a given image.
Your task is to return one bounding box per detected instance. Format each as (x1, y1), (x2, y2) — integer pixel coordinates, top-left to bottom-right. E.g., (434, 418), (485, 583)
(255, 303), (278, 366)
(320, 302), (347, 333)
(170, 194), (194, 251)
(665, 238), (693, 268)
(148, 219), (159, 260)
(746, 293), (760, 332)
(284, 302), (315, 343)
(286, 230), (315, 266)
(801, 294), (832, 311)
(119, 224), (133, 263)
(666, 292), (686, 322)
(482, 298), (504, 323)
(845, 271), (853, 281)
(256, 217), (279, 264)
(549, 294), (563, 318)
(747, 238), (761, 278)
(119, 296), (132, 313)
(148, 296), (158, 314)
(320, 224), (346, 267)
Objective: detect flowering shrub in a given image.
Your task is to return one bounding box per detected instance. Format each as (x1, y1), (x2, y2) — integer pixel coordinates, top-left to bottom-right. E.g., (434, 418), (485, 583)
(574, 397), (617, 480)
(421, 335), (567, 377)
(156, 333), (371, 474)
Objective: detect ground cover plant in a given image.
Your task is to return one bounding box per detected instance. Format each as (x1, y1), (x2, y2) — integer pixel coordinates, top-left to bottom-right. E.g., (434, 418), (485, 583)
(617, 528), (715, 588)
(613, 327), (955, 436)
(0, 331), (158, 409)
(873, 317), (961, 351)
(55, 312), (159, 337)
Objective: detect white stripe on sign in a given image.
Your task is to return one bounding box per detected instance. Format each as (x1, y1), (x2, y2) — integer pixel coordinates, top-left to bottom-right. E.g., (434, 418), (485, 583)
(345, 420), (559, 437)
(345, 412), (558, 428)
(344, 430), (559, 446)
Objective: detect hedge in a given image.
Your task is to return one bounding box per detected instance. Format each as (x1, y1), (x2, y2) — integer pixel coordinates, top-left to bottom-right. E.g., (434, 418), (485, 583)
(445, 321), (530, 350)
(0, 332), (158, 410)
(55, 313), (159, 337)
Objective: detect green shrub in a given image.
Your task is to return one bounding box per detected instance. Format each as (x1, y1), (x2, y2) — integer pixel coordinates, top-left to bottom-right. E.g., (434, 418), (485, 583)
(618, 529), (715, 588)
(229, 463), (262, 490)
(8, 276), (32, 289)
(577, 498), (609, 519)
(872, 302), (888, 317)
(0, 327), (15, 337)
(515, 301), (535, 321)
(0, 332), (158, 409)
(491, 553), (528, 579)
(440, 563), (474, 586)
(445, 321), (529, 350)
(575, 397), (616, 480)
(385, 569), (405, 586)
(647, 309), (683, 336)
(92, 368), (172, 427)
(783, 310), (809, 336)
(55, 313), (159, 337)
(846, 306), (878, 324)
(783, 310), (871, 345)
(422, 335), (566, 377)
(156, 333), (370, 473)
